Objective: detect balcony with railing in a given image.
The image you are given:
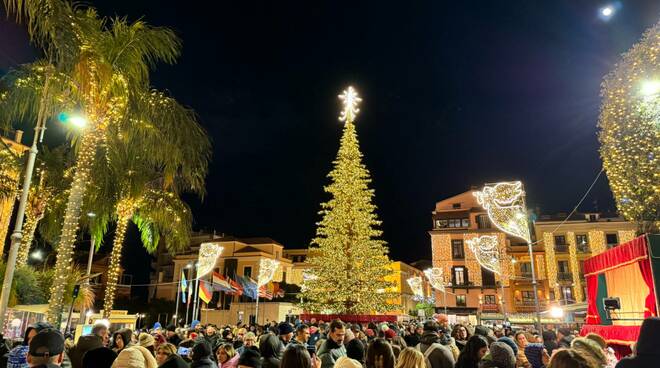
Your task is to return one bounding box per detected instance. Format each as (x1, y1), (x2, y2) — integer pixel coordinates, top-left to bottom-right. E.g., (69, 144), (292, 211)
(557, 272), (573, 282)
(554, 244), (568, 252)
(514, 299), (547, 311)
(481, 304), (500, 312)
(577, 244), (590, 253)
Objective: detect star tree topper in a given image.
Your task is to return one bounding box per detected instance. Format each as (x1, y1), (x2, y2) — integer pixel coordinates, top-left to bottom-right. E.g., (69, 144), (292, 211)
(338, 86), (362, 123)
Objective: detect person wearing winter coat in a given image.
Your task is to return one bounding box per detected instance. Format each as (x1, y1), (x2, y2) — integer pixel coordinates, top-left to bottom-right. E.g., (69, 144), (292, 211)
(190, 341), (216, 368)
(7, 321), (52, 368)
(615, 318), (660, 368)
(417, 322), (455, 368)
(111, 345), (158, 368)
(216, 343), (240, 368)
(479, 342), (515, 368)
(316, 320), (347, 368)
(111, 329), (134, 354)
(155, 343), (187, 368)
(68, 331), (104, 368)
(455, 335), (488, 368)
(260, 334), (282, 368)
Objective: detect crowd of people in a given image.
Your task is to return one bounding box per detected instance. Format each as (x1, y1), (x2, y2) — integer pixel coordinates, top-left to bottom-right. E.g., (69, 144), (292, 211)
(0, 315), (657, 368)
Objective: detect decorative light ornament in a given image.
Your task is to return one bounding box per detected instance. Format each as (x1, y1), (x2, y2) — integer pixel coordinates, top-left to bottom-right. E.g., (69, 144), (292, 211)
(197, 242), (224, 278)
(338, 86), (362, 123)
(407, 276), (424, 301)
(424, 268), (445, 292)
(466, 235), (501, 274)
(301, 271), (318, 292)
(258, 258), (280, 286)
(473, 181), (531, 242)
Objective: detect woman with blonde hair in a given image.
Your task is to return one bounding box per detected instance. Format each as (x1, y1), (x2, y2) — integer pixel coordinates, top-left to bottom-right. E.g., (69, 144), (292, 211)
(156, 343), (187, 368)
(395, 347), (425, 368)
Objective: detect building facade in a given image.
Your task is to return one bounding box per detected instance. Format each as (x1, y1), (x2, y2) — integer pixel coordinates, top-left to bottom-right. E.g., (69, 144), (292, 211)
(431, 188), (638, 322)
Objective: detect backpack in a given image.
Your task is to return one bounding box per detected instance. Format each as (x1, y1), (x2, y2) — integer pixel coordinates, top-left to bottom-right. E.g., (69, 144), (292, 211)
(416, 343), (438, 368)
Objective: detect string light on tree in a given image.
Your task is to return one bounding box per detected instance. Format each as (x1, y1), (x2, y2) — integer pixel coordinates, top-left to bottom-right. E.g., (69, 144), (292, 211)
(300, 86), (396, 314)
(598, 20), (660, 234)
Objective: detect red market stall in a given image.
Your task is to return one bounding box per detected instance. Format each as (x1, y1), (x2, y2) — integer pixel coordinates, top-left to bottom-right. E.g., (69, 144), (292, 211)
(580, 235), (659, 358)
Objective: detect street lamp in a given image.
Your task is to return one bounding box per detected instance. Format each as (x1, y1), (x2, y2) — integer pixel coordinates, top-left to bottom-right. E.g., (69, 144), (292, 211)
(0, 110), (88, 329)
(598, 5), (616, 21)
(30, 250), (44, 261)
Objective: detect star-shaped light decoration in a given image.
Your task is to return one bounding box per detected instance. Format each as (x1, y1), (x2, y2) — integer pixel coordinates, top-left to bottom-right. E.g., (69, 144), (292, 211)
(338, 86), (362, 123)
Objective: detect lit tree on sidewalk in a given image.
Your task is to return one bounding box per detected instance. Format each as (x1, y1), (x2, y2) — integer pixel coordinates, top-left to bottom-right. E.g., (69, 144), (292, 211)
(301, 86), (396, 314)
(599, 21), (660, 234)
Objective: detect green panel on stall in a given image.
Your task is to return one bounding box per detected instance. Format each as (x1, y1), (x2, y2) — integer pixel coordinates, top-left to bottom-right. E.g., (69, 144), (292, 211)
(647, 234), (660, 312)
(596, 273), (611, 325)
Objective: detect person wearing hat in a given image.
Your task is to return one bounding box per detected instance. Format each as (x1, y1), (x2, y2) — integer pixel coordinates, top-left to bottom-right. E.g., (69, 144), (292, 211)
(111, 345), (157, 368)
(8, 322), (53, 368)
(277, 322), (294, 355)
(138, 333), (156, 356)
(26, 328), (66, 368)
(165, 325), (182, 347)
(238, 348), (262, 368)
(82, 346), (117, 368)
(418, 321), (455, 368)
(190, 341), (215, 368)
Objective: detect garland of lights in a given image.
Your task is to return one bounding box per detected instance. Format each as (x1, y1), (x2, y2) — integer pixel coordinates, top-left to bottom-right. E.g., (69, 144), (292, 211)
(566, 232), (583, 302)
(197, 242), (224, 279)
(543, 233), (560, 301)
(588, 230), (606, 255)
(103, 199), (135, 318)
(598, 21), (660, 233)
(474, 181), (531, 242)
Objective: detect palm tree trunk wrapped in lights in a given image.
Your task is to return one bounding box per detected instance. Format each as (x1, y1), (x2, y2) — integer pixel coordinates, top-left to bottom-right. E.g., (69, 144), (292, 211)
(47, 128), (103, 323)
(102, 200), (134, 318)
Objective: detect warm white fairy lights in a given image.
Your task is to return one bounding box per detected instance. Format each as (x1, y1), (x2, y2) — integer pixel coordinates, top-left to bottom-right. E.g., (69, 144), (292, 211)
(407, 276), (424, 300)
(258, 258), (280, 286)
(338, 86), (362, 123)
(466, 235), (502, 274)
(474, 181), (531, 242)
(197, 242), (224, 278)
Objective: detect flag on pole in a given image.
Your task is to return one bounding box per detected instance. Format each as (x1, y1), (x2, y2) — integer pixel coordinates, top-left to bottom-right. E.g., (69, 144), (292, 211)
(181, 271), (188, 304)
(259, 285), (273, 300)
(188, 281), (193, 305)
(199, 281), (212, 304)
(212, 272), (234, 292)
(227, 278), (243, 296)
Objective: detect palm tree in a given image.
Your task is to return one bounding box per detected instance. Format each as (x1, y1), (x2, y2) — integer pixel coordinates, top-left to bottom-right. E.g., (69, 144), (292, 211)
(15, 146), (71, 266)
(84, 90), (208, 317)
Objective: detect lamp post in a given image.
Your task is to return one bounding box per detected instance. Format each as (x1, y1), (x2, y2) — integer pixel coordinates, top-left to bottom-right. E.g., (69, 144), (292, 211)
(0, 112), (87, 329)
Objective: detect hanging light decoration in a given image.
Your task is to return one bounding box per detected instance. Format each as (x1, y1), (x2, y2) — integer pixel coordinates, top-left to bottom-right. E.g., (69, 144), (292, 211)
(473, 181), (530, 242)
(466, 235), (501, 274)
(424, 267), (446, 292)
(258, 258), (280, 286)
(197, 242), (224, 278)
(407, 276), (424, 301)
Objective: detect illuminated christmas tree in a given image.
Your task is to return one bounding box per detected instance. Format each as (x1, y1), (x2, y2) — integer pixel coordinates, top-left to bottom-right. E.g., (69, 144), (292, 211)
(599, 21), (660, 234)
(301, 86), (396, 314)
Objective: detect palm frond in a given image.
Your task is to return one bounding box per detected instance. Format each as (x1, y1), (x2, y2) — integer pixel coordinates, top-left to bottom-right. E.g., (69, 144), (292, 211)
(133, 189), (192, 253)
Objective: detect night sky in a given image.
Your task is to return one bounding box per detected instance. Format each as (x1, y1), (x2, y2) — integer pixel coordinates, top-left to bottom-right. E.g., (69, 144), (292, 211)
(2, 1), (659, 273)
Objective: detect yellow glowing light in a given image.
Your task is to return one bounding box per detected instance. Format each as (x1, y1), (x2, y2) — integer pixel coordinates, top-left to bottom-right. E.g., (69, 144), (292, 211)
(69, 115), (88, 128)
(640, 80), (660, 97)
(474, 181), (531, 242)
(258, 258), (279, 286)
(424, 268), (445, 292)
(197, 242), (224, 278)
(406, 276), (424, 299)
(549, 306), (564, 318)
(338, 86), (362, 123)
(466, 235), (501, 274)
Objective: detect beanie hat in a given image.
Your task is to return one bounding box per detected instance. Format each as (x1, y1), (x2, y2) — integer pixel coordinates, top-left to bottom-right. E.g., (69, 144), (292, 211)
(489, 342), (515, 367)
(238, 348), (262, 368)
(558, 327), (571, 337)
(111, 346), (157, 368)
(189, 332), (198, 340)
(191, 320), (200, 329)
(498, 336), (518, 356)
(166, 324), (176, 332)
(83, 347), (117, 368)
(152, 322), (162, 330)
(138, 333), (155, 348)
(278, 322), (294, 335)
(346, 339), (365, 363)
(334, 356), (363, 368)
(384, 329), (396, 339)
(192, 341), (212, 360)
(524, 343), (545, 368)
(571, 337), (606, 365)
